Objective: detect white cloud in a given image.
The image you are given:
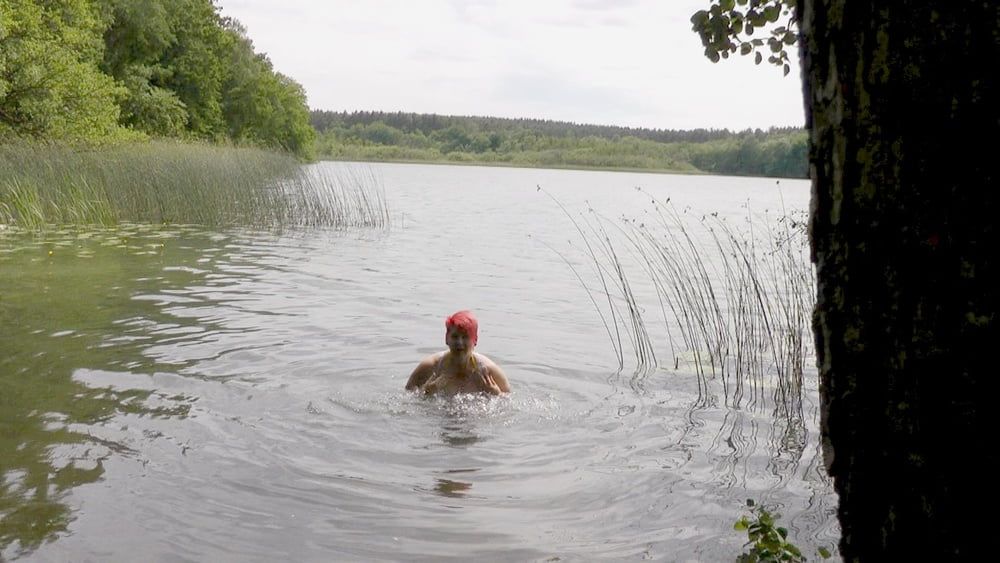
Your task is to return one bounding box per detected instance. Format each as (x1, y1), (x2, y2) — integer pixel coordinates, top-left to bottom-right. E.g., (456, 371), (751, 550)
(215, 0), (805, 131)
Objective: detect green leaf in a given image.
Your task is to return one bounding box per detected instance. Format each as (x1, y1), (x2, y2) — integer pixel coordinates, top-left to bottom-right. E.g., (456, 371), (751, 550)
(735, 517), (750, 531)
(692, 0), (799, 72)
(818, 546), (832, 559)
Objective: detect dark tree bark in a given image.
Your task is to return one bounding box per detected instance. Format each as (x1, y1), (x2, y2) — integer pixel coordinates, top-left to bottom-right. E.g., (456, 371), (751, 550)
(800, 1), (999, 559)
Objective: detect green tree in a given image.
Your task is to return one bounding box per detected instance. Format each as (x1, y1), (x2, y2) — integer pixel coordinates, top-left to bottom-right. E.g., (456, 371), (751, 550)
(115, 66), (187, 136)
(92, 0), (314, 156)
(97, 0), (188, 136)
(0, 0), (128, 141)
(220, 20), (314, 157)
(356, 121), (402, 146)
(431, 124), (475, 153)
(160, 0), (228, 138)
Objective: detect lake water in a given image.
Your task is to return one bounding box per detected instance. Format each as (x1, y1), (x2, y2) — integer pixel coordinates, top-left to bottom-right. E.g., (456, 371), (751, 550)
(0, 162), (839, 561)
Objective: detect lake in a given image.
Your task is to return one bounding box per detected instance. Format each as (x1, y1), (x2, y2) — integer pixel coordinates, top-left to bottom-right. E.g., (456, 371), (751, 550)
(0, 162), (840, 561)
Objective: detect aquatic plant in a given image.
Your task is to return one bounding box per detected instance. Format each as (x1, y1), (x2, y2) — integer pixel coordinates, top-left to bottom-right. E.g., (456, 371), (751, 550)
(543, 185), (814, 417)
(735, 499), (831, 562)
(0, 141), (389, 229)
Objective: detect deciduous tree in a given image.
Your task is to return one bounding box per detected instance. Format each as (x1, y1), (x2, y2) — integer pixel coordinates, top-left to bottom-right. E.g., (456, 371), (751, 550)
(695, 0), (999, 558)
(0, 0), (128, 141)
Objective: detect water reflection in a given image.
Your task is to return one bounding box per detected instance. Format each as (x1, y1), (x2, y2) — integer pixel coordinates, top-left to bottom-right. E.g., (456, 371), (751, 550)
(424, 399), (493, 503)
(0, 225), (223, 557)
(434, 476), (475, 498)
(440, 424), (481, 448)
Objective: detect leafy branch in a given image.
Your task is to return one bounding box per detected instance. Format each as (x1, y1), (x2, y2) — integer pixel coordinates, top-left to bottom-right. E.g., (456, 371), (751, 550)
(691, 0), (799, 76)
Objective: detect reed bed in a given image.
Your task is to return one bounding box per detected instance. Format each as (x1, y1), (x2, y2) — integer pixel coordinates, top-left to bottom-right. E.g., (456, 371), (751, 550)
(0, 141), (389, 229)
(545, 187), (815, 418)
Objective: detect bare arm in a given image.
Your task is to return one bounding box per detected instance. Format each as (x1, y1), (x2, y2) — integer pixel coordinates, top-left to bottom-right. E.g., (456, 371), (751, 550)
(405, 355), (438, 391)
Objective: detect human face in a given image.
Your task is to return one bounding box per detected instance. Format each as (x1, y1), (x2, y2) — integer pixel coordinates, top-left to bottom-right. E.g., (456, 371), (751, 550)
(446, 326), (472, 354)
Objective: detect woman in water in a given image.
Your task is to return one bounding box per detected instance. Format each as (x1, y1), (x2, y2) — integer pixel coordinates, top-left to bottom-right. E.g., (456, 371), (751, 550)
(405, 310), (510, 396)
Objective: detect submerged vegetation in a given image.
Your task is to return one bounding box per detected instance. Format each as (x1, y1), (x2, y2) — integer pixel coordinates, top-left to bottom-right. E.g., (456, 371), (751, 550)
(312, 110), (808, 179)
(544, 186), (814, 418)
(0, 142), (389, 229)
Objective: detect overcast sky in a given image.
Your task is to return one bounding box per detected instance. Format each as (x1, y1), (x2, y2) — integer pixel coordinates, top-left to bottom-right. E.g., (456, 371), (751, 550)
(215, 0), (805, 131)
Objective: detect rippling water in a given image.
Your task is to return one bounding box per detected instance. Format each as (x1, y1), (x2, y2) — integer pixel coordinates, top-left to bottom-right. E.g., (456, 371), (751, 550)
(0, 162), (839, 561)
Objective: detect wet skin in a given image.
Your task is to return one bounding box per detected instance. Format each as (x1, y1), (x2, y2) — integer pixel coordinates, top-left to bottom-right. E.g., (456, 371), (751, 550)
(405, 327), (510, 395)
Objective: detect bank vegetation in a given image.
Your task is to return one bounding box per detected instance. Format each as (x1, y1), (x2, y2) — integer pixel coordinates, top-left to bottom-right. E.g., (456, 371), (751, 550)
(312, 111), (808, 179)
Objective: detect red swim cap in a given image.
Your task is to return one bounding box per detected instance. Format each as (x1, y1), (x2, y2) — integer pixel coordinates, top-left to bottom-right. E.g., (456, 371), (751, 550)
(445, 310), (478, 346)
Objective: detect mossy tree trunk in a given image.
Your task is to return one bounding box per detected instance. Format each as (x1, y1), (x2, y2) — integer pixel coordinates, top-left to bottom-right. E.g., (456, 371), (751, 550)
(800, 1), (999, 559)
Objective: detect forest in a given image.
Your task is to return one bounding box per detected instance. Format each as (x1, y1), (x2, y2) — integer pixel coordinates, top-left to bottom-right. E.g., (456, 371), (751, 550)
(1, 0), (805, 178)
(311, 110), (808, 178)
(0, 0), (315, 158)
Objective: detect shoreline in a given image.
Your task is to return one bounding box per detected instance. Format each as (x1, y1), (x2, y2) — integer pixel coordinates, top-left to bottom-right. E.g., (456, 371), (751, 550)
(314, 155), (808, 180)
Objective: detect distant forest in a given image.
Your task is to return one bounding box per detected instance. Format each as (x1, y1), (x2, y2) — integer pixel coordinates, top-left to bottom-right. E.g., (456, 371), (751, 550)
(311, 110), (808, 178)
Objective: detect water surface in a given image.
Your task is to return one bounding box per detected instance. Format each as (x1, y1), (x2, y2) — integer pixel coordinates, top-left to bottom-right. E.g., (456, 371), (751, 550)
(0, 162), (839, 561)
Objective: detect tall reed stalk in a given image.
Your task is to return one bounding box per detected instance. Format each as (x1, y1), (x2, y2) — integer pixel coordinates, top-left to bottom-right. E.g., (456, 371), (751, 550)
(0, 141), (389, 229)
(545, 186), (815, 418)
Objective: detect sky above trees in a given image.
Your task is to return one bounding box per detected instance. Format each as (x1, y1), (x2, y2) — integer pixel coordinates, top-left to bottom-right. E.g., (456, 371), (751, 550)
(215, 0), (806, 131)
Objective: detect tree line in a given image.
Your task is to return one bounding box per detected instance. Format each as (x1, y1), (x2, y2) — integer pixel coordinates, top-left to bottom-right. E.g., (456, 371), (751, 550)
(309, 110), (787, 143)
(0, 0), (314, 158)
(0, 0), (805, 175)
(310, 110), (807, 178)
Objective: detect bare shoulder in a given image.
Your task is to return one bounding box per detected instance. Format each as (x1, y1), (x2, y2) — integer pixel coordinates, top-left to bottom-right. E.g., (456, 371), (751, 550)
(476, 353), (511, 391)
(421, 351), (446, 367)
(406, 351), (445, 390)
(474, 352), (501, 369)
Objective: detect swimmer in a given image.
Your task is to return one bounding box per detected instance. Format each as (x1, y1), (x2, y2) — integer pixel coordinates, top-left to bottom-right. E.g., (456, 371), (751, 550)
(405, 310), (511, 396)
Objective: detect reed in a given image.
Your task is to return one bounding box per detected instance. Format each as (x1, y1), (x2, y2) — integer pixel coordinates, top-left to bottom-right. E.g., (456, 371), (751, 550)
(0, 141), (389, 229)
(546, 186), (815, 417)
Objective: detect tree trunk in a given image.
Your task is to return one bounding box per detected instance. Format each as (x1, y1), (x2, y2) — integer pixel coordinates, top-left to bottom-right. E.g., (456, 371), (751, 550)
(800, 1), (999, 559)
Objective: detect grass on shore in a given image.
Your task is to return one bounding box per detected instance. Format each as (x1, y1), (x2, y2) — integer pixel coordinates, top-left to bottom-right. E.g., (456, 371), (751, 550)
(0, 141), (389, 229)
